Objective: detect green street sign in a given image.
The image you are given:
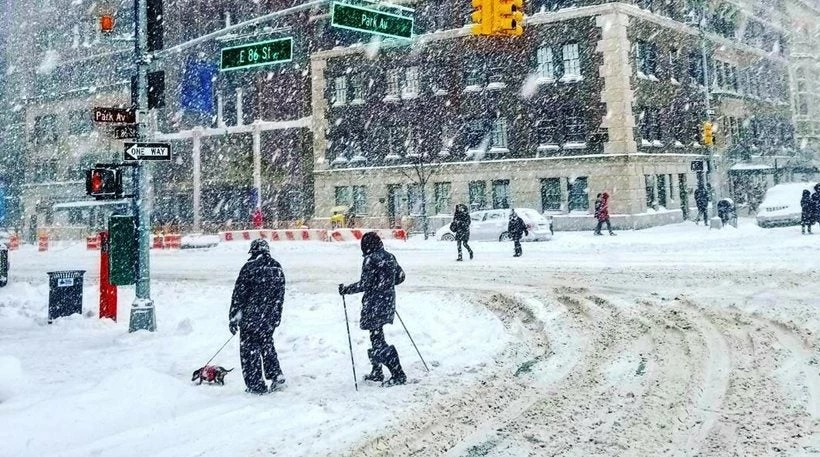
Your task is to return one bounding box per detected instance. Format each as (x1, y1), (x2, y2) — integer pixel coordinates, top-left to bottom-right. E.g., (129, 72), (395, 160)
(331, 2), (413, 40)
(220, 37), (293, 71)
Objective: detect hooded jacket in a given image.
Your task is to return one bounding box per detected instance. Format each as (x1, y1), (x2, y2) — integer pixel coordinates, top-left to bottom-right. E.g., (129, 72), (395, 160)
(229, 252), (285, 334)
(450, 204), (471, 241)
(802, 189), (814, 224)
(342, 233), (406, 330)
(596, 192), (610, 221)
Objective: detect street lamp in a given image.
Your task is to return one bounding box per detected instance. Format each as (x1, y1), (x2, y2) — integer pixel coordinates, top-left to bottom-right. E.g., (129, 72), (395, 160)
(698, 2), (723, 227)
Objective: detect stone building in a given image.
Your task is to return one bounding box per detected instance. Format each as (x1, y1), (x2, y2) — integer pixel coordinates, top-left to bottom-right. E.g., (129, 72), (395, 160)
(311, 0), (803, 230)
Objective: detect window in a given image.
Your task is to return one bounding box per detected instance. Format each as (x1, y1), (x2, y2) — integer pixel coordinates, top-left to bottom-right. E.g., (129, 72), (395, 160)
(33, 114), (58, 144)
(561, 43), (581, 80)
(351, 75), (364, 102)
(491, 118), (508, 150)
(434, 182), (452, 214)
(465, 118), (486, 151)
(407, 184), (423, 216)
(487, 65), (505, 87)
(404, 126), (419, 158)
(352, 185), (367, 214)
(537, 119), (558, 151)
(386, 68), (401, 98)
(468, 180), (487, 211)
(440, 125), (455, 156)
(334, 186), (351, 206)
(387, 184), (403, 225)
(67, 110), (91, 135)
(492, 180), (510, 209)
(465, 65), (484, 88)
(541, 178), (562, 211)
(385, 126), (402, 160)
(402, 66), (419, 98)
(669, 48), (679, 82)
(564, 107), (586, 144)
(333, 76), (347, 105)
(34, 159), (57, 182)
(638, 108), (661, 144)
(635, 41), (657, 77)
(536, 46), (555, 80)
(645, 175), (655, 207)
(567, 177), (588, 212)
(688, 51), (703, 85)
(656, 174), (667, 207)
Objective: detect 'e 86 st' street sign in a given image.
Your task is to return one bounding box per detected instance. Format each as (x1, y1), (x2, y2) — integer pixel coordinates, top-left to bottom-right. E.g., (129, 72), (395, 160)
(220, 37), (293, 71)
(331, 2), (414, 40)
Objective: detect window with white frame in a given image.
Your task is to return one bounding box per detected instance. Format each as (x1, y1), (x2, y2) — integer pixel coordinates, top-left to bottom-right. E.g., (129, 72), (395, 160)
(635, 41), (657, 78)
(352, 185), (367, 214)
(465, 65), (484, 89)
(434, 182), (452, 214)
(405, 126), (419, 158)
(407, 184), (423, 215)
(536, 119), (559, 151)
(491, 118), (508, 150)
(564, 108), (586, 144)
(536, 46), (554, 80)
(351, 75), (364, 102)
(465, 119), (485, 150)
(402, 66), (419, 98)
(487, 65), (505, 88)
(561, 43), (581, 79)
(334, 76), (347, 105)
(386, 68), (401, 98)
(335, 186), (352, 206)
(385, 126), (402, 160)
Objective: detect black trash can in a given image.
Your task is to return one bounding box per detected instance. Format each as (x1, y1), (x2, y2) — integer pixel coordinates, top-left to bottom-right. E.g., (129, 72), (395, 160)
(47, 270), (85, 323)
(0, 246), (7, 287)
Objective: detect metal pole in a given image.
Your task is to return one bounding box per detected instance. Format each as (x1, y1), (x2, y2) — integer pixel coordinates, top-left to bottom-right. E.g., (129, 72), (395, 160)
(192, 127), (202, 233)
(395, 310), (430, 372)
(129, 0), (156, 332)
(253, 122), (262, 210)
(700, 7), (721, 224)
(341, 295), (359, 392)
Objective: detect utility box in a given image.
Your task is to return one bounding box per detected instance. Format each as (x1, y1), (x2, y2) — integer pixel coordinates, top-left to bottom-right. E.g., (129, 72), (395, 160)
(109, 215), (137, 286)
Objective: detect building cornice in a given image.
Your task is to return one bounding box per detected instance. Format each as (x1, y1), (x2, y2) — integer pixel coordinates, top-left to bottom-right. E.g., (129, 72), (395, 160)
(311, 2), (786, 63)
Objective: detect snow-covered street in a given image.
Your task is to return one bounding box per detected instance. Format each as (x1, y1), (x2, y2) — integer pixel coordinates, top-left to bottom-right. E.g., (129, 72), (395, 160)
(1, 219), (819, 456)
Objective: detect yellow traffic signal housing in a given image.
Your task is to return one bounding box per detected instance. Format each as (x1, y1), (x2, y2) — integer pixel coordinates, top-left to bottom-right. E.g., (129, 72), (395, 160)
(702, 121), (713, 145)
(495, 0), (524, 36)
(471, 0), (494, 36)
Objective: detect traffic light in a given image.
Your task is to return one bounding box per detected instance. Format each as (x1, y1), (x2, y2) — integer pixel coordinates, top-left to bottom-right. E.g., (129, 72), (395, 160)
(471, 0), (494, 36)
(86, 168), (122, 200)
(702, 121), (713, 146)
(99, 14), (115, 33)
(495, 0), (524, 36)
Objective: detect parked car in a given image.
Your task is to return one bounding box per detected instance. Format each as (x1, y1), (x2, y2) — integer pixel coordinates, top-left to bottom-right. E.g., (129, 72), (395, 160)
(756, 182), (817, 228)
(435, 208), (553, 241)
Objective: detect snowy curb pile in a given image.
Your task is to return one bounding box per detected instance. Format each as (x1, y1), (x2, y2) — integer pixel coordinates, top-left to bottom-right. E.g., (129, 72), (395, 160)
(218, 228), (407, 243)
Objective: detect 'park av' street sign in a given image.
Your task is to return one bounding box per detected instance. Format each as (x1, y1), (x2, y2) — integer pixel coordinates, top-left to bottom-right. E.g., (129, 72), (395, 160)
(330, 2), (413, 40)
(93, 107), (136, 124)
(220, 37), (293, 71)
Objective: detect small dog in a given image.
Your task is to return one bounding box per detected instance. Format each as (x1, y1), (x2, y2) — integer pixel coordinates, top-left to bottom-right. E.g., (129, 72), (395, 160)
(191, 365), (234, 385)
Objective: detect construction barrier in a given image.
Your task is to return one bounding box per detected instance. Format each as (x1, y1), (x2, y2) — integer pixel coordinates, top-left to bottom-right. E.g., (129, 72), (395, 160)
(219, 229), (329, 243)
(86, 234), (101, 250)
(328, 228), (407, 242)
(152, 235), (164, 249)
(38, 233), (49, 252)
(164, 234), (182, 249)
(8, 234), (19, 251)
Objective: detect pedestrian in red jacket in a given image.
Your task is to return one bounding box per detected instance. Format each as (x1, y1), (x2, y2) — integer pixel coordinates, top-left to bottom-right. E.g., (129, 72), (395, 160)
(594, 192), (615, 236)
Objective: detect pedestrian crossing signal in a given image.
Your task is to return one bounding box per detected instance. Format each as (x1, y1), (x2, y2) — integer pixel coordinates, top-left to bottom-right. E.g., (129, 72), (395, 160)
(86, 168), (122, 200)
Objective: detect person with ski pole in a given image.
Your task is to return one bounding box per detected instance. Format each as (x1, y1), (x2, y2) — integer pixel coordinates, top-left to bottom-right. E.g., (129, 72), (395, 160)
(229, 239), (286, 394)
(339, 232), (407, 387)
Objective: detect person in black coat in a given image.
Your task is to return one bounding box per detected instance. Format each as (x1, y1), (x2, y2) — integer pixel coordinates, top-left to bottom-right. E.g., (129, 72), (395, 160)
(229, 239), (286, 394)
(508, 209), (529, 257)
(339, 232), (407, 386)
(801, 189), (813, 234)
(694, 186), (709, 225)
(812, 184), (820, 226)
(450, 204), (473, 261)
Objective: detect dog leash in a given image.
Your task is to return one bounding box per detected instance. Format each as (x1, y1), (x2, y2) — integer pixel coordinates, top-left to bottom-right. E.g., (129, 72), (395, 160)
(203, 333), (236, 367)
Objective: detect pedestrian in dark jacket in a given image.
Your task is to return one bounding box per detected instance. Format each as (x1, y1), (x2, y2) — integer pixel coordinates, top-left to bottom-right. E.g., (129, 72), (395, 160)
(594, 192), (615, 235)
(450, 204), (473, 261)
(229, 239), (286, 394)
(812, 184), (820, 225)
(694, 186), (709, 225)
(801, 189), (813, 234)
(339, 232), (407, 386)
(508, 209), (528, 257)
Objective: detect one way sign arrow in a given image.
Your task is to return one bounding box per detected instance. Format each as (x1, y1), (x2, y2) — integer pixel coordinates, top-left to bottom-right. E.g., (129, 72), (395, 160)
(123, 142), (172, 161)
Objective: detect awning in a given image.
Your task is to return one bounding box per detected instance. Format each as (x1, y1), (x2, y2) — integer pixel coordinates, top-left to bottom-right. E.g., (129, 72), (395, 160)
(729, 163), (773, 171)
(52, 199), (130, 210)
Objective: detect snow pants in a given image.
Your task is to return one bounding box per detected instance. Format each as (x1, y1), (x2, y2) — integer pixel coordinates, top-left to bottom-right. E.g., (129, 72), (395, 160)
(239, 329), (281, 392)
(513, 238), (522, 256)
(696, 207), (708, 225)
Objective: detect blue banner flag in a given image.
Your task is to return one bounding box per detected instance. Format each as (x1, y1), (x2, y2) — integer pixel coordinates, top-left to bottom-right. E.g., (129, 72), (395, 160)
(180, 60), (217, 114)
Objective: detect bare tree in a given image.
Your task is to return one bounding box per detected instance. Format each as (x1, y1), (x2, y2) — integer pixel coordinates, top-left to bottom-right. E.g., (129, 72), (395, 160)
(399, 151), (444, 240)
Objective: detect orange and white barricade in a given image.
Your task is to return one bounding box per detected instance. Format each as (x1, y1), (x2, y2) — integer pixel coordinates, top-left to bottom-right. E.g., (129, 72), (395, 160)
(164, 234), (182, 249)
(328, 228), (407, 242)
(37, 233), (49, 252)
(219, 229), (328, 243)
(86, 234), (101, 250)
(8, 234), (19, 251)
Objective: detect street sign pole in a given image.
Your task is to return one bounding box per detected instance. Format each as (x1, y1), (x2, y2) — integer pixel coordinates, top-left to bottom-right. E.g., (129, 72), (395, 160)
(129, 0), (156, 332)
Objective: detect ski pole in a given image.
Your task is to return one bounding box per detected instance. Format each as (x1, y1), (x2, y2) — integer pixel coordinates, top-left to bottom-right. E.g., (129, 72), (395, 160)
(204, 333), (235, 367)
(395, 310), (429, 372)
(341, 294), (359, 392)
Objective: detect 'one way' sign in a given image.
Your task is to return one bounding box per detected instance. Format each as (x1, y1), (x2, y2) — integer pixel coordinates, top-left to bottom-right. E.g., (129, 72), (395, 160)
(124, 142), (172, 161)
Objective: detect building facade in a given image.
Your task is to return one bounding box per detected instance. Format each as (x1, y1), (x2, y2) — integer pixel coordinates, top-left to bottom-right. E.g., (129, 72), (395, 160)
(311, 0), (809, 230)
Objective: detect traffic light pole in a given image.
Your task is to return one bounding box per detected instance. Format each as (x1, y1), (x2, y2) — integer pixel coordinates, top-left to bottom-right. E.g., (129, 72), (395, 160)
(699, 8), (722, 226)
(128, 0), (156, 332)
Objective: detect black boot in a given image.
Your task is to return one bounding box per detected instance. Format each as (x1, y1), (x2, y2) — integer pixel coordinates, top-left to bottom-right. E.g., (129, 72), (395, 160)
(456, 254), (463, 261)
(364, 349), (385, 382)
(381, 345), (406, 387)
